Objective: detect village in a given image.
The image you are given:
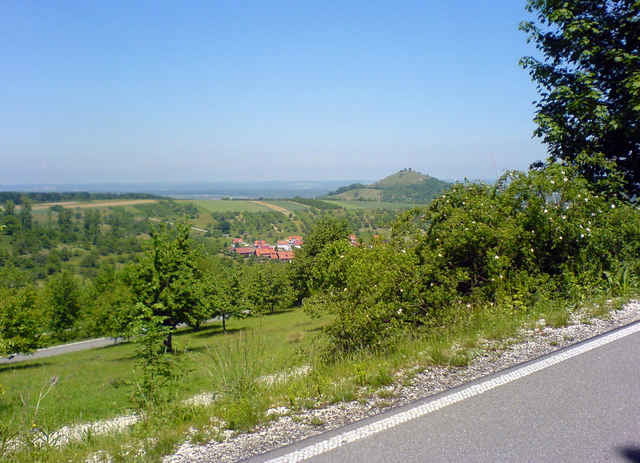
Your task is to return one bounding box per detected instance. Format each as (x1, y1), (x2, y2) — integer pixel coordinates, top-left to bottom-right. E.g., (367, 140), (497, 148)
(230, 234), (359, 261)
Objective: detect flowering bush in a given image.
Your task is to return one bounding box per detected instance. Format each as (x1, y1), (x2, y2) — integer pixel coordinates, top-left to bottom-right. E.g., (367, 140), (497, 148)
(311, 165), (640, 352)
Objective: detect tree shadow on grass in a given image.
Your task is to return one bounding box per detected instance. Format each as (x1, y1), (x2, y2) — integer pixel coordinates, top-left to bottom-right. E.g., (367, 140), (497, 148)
(0, 361), (51, 373)
(192, 327), (245, 338)
(263, 308), (296, 316)
(105, 354), (137, 362)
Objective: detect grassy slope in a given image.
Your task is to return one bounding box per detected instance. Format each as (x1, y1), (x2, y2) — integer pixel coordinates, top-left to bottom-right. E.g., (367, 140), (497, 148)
(328, 170), (450, 203)
(330, 188), (382, 201)
(0, 310), (326, 435)
(323, 200), (419, 210)
(373, 169), (429, 187)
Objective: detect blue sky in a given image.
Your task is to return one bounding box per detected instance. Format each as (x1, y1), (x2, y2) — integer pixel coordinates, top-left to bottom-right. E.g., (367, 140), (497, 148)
(1, 1), (545, 184)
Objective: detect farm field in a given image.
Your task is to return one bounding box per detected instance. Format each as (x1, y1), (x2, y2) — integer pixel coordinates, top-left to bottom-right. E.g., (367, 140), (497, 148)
(265, 200), (312, 212)
(30, 199), (159, 211)
(183, 199), (272, 213)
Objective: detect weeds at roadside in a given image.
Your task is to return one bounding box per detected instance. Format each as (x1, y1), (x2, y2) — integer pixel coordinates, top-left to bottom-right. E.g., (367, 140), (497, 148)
(2, 291), (638, 462)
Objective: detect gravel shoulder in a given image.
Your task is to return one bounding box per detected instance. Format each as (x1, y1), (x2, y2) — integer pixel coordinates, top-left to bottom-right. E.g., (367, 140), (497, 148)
(165, 299), (640, 463)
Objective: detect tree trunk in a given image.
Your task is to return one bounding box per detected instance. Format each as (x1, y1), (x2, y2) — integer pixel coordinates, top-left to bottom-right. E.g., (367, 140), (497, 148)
(222, 313), (226, 333)
(164, 331), (173, 353)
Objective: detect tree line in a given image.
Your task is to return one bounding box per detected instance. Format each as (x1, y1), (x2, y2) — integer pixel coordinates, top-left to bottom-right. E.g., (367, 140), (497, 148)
(0, 222), (300, 356)
(0, 192), (161, 205)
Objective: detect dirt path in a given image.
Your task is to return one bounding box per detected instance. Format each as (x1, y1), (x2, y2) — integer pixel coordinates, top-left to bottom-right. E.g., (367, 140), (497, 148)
(250, 200), (291, 216)
(31, 199), (159, 210)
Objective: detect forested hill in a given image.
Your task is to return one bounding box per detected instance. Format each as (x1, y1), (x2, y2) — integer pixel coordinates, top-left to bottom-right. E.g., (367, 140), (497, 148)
(0, 192), (163, 204)
(327, 169), (450, 202)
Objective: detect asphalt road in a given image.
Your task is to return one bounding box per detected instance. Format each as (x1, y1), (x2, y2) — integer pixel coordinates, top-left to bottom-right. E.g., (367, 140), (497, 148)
(252, 325), (640, 463)
(0, 337), (124, 364)
(0, 318), (223, 364)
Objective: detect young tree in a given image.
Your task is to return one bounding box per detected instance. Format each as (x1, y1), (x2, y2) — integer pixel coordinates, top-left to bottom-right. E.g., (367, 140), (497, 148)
(290, 216), (350, 300)
(242, 263), (295, 315)
(83, 209), (101, 244)
(57, 208), (74, 240)
(1, 201), (19, 236)
(127, 223), (207, 352)
(18, 197), (33, 231)
(520, 0), (640, 198)
(201, 266), (243, 332)
(0, 287), (41, 356)
(45, 271), (82, 341)
(79, 265), (136, 337)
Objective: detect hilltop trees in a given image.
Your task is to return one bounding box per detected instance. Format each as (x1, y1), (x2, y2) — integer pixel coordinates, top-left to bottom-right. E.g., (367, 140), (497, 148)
(520, 0), (640, 198)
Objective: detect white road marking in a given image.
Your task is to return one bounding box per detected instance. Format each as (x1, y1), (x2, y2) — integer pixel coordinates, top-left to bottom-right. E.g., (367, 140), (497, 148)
(263, 321), (640, 463)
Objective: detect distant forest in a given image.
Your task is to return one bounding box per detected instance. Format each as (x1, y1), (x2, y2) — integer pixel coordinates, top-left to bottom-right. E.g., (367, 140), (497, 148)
(0, 192), (163, 204)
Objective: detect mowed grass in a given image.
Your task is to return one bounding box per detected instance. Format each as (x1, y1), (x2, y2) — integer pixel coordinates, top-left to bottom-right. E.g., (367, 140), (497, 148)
(323, 200), (422, 210)
(184, 200), (271, 213)
(0, 309), (326, 436)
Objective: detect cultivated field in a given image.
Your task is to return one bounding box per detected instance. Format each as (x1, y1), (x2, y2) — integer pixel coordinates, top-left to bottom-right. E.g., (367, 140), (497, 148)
(30, 199), (159, 211)
(184, 199), (273, 213)
(265, 200), (313, 212)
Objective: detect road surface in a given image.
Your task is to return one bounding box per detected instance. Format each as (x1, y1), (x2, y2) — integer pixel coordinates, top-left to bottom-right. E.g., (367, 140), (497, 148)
(0, 337), (124, 364)
(0, 317), (223, 364)
(250, 322), (640, 463)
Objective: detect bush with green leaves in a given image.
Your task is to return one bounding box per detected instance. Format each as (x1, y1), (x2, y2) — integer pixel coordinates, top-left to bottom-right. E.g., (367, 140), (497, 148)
(128, 305), (183, 410)
(310, 165), (640, 353)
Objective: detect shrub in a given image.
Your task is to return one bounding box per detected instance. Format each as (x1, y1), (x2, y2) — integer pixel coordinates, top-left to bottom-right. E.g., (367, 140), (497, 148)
(311, 165), (640, 353)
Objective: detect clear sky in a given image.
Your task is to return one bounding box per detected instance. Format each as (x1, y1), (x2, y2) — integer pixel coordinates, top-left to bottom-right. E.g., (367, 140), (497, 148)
(1, 1), (546, 184)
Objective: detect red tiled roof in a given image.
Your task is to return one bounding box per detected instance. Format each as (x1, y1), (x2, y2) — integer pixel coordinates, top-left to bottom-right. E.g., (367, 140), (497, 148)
(256, 248), (278, 257)
(277, 251), (295, 260)
(235, 247), (255, 255)
(232, 238), (243, 243)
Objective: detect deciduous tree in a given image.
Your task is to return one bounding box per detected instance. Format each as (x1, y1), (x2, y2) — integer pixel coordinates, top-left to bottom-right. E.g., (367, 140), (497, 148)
(520, 0), (640, 198)
(128, 223), (207, 352)
(45, 271), (82, 341)
(0, 287), (41, 356)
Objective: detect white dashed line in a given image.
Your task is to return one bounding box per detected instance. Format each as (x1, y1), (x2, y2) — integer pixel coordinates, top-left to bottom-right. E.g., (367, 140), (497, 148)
(262, 321), (640, 463)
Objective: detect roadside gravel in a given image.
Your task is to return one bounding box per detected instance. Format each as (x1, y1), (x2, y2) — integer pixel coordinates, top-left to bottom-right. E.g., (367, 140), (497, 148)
(165, 299), (640, 463)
